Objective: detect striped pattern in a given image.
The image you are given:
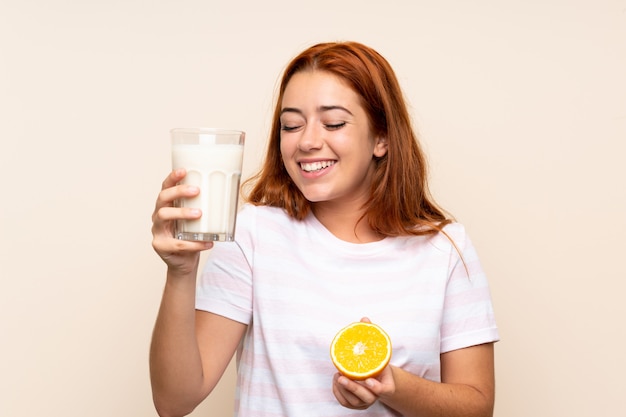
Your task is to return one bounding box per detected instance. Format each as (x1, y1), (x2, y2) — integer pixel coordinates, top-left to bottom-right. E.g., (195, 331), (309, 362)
(197, 204), (499, 416)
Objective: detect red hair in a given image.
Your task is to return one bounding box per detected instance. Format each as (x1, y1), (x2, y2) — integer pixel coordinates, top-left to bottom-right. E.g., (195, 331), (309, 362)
(244, 41), (451, 237)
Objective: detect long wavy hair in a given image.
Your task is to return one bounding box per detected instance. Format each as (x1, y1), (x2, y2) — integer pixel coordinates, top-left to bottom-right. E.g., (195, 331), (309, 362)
(244, 41), (452, 237)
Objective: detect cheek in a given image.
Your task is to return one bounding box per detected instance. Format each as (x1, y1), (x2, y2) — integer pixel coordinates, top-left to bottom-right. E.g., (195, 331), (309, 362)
(279, 134), (291, 156)
(279, 141), (289, 166)
(279, 140), (298, 175)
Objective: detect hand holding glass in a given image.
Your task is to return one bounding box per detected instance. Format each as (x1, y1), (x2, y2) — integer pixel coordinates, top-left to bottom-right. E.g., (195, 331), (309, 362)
(171, 128), (245, 242)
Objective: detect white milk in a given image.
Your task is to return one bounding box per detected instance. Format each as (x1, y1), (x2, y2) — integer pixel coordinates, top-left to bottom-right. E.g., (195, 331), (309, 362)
(172, 143), (244, 239)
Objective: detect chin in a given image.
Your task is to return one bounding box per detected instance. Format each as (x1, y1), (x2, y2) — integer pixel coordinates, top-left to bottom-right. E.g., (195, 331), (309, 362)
(300, 190), (333, 203)
(302, 195), (326, 203)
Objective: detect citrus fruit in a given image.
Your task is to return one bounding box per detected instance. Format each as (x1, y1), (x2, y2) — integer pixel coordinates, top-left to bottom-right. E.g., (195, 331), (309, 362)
(330, 322), (392, 380)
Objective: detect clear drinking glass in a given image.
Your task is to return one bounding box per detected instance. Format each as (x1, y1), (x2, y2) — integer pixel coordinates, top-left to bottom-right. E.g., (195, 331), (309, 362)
(171, 128), (245, 242)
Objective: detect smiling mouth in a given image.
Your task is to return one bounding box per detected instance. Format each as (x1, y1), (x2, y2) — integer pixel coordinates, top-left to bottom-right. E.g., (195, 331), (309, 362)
(300, 160), (336, 172)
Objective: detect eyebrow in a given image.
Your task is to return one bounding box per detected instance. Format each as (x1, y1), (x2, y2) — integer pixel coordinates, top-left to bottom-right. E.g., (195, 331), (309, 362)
(280, 105), (354, 116)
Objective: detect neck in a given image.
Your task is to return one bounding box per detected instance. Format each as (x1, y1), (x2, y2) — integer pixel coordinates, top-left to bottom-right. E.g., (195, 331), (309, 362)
(311, 203), (383, 243)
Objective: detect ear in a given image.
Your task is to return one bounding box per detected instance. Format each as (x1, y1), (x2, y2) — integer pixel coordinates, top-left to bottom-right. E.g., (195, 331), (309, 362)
(373, 136), (388, 158)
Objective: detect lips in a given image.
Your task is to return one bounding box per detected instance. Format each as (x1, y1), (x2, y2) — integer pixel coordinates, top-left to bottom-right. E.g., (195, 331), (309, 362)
(300, 160), (336, 172)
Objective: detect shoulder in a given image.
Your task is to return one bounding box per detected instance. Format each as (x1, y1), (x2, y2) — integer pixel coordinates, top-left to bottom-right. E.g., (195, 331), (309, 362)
(426, 222), (470, 252)
(238, 203), (293, 225)
(235, 204), (300, 243)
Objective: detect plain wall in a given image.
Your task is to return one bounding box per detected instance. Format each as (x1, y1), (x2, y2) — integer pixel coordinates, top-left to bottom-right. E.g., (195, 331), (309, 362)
(1, 1), (625, 416)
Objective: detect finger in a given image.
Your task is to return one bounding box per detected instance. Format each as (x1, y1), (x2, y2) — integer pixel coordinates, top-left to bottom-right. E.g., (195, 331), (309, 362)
(363, 377), (380, 393)
(152, 186), (200, 225)
(151, 206), (202, 238)
(154, 206), (202, 223)
(154, 169), (193, 210)
(333, 377), (362, 408)
(161, 168), (187, 189)
(360, 317), (371, 323)
(153, 234), (213, 253)
(341, 388), (365, 408)
(156, 184), (200, 208)
(152, 225), (214, 256)
(336, 375), (377, 407)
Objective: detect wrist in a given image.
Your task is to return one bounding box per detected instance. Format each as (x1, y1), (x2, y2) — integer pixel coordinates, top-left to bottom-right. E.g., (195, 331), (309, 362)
(165, 265), (198, 285)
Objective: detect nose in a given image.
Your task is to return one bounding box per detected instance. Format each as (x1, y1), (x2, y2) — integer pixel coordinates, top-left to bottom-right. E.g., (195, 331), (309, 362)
(297, 124), (323, 152)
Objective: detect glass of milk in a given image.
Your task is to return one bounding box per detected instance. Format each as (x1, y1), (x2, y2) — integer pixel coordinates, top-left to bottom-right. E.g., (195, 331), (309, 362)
(171, 128), (245, 242)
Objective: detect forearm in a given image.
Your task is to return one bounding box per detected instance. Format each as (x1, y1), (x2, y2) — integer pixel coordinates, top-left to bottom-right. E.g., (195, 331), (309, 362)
(380, 366), (494, 417)
(149, 268), (206, 416)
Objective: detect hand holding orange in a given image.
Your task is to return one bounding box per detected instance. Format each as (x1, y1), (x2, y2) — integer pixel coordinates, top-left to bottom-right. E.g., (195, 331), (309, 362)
(330, 320), (392, 380)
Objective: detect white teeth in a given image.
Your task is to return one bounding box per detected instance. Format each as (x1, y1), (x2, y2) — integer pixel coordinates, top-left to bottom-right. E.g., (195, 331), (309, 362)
(300, 160), (335, 172)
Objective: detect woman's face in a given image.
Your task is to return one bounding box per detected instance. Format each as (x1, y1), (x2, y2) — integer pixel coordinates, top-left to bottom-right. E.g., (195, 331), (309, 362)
(279, 70), (387, 209)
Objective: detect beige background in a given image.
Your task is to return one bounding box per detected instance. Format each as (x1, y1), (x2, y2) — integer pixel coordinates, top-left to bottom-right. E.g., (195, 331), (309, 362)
(1, 1), (625, 416)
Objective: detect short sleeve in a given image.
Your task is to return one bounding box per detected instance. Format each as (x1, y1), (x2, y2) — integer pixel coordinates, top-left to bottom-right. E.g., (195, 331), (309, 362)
(195, 205), (256, 324)
(439, 224), (499, 353)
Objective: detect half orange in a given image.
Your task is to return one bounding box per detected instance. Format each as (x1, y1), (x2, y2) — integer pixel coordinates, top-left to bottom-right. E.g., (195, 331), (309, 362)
(330, 322), (392, 380)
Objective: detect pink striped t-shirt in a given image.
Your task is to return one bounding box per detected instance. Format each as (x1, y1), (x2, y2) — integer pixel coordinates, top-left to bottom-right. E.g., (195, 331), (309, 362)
(196, 204), (499, 416)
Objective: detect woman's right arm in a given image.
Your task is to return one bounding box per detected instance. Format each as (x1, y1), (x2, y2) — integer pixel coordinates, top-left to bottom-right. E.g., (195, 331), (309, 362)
(149, 169), (247, 417)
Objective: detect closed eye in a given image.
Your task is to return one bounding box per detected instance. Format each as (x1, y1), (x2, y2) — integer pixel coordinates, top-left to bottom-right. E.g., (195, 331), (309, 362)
(325, 122), (346, 130)
(281, 124), (302, 132)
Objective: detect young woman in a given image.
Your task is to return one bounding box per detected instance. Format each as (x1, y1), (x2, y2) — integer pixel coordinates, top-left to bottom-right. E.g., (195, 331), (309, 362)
(150, 41), (499, 417)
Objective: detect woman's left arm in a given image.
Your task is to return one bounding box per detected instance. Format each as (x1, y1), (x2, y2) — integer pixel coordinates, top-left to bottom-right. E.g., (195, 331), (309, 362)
(332, 342), (495, 417)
